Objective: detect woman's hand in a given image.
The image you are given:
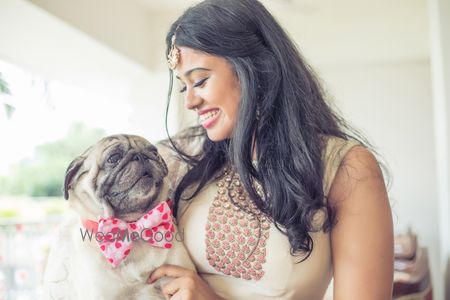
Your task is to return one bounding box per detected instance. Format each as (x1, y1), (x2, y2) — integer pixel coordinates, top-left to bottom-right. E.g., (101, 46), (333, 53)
(148, 264), (225, 300)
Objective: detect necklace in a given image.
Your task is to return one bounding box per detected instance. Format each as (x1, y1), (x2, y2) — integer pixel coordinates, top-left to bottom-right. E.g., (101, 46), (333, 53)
(204, 165), (271, 280)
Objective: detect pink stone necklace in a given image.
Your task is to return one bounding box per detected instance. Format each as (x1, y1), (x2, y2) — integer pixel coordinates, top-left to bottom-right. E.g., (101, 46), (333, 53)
(204, 165), (271, 280)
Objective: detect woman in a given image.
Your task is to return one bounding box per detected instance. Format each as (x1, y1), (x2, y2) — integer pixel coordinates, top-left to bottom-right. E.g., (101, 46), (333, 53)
(149, 0), (394, 299)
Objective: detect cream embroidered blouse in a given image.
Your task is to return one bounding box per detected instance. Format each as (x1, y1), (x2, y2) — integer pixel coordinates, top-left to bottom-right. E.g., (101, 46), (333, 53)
(157, 136), (360, 300)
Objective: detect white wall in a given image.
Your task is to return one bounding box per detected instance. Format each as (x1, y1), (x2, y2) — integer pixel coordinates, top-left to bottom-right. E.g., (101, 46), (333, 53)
(429, 0), (450, 298)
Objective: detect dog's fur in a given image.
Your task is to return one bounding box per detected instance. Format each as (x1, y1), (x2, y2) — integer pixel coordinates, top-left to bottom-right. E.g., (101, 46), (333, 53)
(43, 135), (195, 300)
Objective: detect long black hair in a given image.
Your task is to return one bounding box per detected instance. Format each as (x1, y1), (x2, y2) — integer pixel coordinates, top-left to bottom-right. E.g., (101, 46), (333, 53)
(163, 0), (383, 261)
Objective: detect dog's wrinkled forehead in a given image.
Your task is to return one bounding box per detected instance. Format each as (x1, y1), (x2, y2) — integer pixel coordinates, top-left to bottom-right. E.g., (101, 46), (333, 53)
(83, 135), (156, 163)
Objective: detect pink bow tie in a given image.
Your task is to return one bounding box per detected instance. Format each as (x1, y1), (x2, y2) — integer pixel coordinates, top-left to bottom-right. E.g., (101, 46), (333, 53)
(95, 200), (175, 268)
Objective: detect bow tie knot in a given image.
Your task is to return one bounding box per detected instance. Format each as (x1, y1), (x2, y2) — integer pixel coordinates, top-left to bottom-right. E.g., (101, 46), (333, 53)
(95, 200), (174, 268)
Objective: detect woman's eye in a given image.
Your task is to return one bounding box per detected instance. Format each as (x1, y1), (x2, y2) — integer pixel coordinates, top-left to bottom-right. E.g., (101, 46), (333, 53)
(193, 77), (209, 88)
(178, 77), (208, 94)
(107, 153), (122, 164)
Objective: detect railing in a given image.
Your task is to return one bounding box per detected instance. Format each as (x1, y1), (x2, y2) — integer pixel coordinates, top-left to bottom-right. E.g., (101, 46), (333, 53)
(0, 217), (66, 300)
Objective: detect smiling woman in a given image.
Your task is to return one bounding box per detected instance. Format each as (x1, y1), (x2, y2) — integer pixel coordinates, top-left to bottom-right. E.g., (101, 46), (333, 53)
(150, 0), (394, 299)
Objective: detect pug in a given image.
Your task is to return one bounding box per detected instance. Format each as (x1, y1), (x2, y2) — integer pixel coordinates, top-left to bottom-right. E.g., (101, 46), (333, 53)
(43, 134), (195, 300)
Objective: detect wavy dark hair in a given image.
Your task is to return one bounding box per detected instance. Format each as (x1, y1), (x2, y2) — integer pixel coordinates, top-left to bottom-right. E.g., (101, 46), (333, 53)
(163, 0), (383, 261)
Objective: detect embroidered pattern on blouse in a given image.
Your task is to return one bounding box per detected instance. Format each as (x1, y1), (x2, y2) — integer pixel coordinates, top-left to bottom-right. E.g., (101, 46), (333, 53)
(205, 166), (270, 280)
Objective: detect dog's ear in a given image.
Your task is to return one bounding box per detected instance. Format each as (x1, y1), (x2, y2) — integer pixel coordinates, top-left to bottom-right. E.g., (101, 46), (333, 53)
(154, 146), (168, 178)
(159, 156), (168, 178)
(63, 156), (86, 200)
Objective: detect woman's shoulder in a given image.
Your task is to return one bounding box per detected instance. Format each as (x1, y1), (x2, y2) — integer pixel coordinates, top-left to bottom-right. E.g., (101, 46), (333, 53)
(321, 134), (364, 196)
(156, 127), (205, 161)
(321, 135), (361, 159)
(155, 127), (205, 195)
(325, 138), (393, 299)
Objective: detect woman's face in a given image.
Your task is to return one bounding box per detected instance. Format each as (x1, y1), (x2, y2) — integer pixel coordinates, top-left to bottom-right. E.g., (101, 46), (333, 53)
(174, 46), (241, 141)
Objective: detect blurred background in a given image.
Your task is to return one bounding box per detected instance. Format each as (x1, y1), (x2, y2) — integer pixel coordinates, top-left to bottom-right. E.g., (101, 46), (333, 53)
(0, 0), (449, 299)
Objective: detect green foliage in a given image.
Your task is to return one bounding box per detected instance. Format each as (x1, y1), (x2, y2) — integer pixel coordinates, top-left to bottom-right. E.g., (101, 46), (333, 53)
(0, 72), (15, 119)
(0, 122), (106, 197)
(0, 209), (18, 218)
(0, 72), (10, 94)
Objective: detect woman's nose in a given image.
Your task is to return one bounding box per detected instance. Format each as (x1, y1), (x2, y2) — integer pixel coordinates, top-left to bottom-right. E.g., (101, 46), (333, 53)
(184, 88), (202, 110)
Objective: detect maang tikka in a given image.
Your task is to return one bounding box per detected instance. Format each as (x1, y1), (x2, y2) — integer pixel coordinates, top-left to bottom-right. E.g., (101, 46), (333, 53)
(167, 33), (180, 70)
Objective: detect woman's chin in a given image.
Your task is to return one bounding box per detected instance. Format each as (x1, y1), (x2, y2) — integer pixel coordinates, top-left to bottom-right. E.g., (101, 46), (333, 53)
(206, 131), (228, 142)
(206, 133), (222, 142)
(204, 124), (233, 141)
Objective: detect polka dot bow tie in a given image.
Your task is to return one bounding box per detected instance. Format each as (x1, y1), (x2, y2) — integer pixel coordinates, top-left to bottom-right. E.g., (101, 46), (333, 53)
(96, 200), (175, 268)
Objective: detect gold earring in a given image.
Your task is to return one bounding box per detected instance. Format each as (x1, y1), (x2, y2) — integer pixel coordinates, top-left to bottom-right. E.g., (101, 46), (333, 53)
(167, 34), (180, 70)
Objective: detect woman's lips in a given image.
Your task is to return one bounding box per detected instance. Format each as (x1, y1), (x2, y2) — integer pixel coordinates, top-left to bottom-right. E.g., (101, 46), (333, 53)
(199, 109), (220, 129)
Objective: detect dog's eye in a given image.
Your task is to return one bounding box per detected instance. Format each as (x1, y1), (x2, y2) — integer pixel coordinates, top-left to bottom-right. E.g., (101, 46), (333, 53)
(132, 154), (150, 161)
(107, 153), (122, 164)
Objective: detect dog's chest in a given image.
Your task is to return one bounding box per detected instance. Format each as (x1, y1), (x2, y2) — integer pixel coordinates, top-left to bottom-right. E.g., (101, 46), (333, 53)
(45, 216), (194, 300)
(71, 229), (167, 299)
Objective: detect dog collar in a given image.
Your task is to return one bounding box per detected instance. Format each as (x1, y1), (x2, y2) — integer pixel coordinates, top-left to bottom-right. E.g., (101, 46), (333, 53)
(81, 218), (99, 234)
(81, 199), (174, 268)
(80, 199), (173, 233)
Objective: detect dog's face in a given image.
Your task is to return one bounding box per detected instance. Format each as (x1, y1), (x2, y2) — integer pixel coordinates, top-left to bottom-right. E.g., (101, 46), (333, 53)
(64, 135), (168, 221)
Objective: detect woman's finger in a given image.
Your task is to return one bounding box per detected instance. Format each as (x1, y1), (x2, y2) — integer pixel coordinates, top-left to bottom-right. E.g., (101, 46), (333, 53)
(148, 264), (194, 283)
(161, 277), (183, 298)
(168, 290), (189, 300)
(171, 289), (193, 300)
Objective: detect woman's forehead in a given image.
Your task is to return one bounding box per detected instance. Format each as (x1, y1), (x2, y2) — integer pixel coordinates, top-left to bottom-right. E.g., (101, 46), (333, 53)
(175, 47), (216, 78)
